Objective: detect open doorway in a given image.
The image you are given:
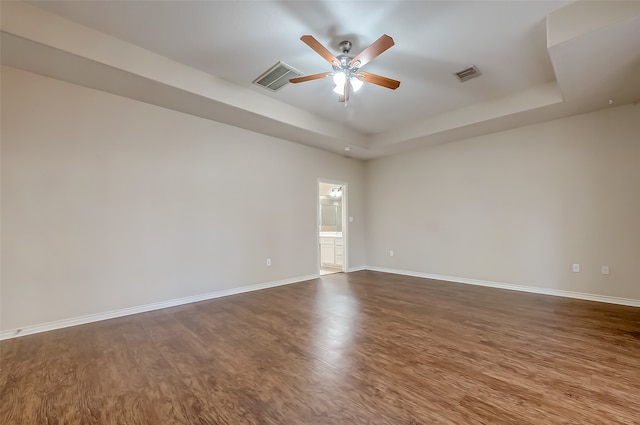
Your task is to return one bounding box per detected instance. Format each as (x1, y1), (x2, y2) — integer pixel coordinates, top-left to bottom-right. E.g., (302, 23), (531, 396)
(318, 180), (347, 275)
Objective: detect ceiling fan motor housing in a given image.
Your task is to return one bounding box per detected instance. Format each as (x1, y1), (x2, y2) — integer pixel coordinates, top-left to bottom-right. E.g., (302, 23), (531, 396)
(333, 56), (359, 81)
(333, 41), (359, 79)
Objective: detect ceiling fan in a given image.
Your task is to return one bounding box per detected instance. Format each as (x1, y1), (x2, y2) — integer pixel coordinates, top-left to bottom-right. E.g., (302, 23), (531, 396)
(289, 34), (400, 103)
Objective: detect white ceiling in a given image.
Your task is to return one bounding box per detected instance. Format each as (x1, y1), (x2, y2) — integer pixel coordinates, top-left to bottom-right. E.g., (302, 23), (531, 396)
(2, 1), (640, 159)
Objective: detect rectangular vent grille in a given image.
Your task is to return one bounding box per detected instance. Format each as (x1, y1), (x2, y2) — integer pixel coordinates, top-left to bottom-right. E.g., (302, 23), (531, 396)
(455, 65), (481, 82)
(253, 61), (303, 92)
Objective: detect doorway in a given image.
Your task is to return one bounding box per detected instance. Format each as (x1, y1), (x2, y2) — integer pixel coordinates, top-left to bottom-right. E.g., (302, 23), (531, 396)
(318, 180), (347, 275)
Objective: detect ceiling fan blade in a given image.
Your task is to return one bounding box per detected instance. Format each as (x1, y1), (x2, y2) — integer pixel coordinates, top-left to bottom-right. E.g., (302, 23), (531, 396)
(289, 72), (332, 84)
(350, 34), (395, 69)
(357, 71), (401, 90)
(300, 35), (339, 66)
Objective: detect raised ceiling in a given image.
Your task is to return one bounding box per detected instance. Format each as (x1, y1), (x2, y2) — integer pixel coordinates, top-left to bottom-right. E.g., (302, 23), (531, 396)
(2, 1), (640, 159)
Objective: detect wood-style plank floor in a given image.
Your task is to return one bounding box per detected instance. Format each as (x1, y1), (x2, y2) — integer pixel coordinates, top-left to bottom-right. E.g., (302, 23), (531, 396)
(2, 271), (640, 424)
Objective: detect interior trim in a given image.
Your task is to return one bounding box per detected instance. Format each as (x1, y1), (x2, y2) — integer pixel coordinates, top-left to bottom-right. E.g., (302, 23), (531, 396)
(5, 266), (637, 341)
(0, 274), (317, 341)
(366, 266), (640, 308)
(348, 266), (367, 273)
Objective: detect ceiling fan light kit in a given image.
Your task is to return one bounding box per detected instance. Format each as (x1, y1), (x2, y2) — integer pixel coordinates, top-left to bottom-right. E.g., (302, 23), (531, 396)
(332, 71), (363, 95)
(290, 34), (401, 104)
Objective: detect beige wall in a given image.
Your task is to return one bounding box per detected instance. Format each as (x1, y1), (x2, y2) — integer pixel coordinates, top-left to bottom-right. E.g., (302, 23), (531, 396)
(0, 67), (365, 331)
(3, 64), (639, 333)
(365, 104), (640, 300)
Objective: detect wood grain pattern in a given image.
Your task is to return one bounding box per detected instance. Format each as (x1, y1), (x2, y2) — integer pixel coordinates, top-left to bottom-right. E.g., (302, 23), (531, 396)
(300, 35), (338, 65)
(357, 71), (401, 90)
(289, 72), (332, 84)
(2, 270), (640, 424)
(350, 34), (395, 69)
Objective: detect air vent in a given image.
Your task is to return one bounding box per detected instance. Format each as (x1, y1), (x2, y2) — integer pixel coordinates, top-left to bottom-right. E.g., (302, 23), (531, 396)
(253, 61), (303, 92)
(455, 65), (481, 82)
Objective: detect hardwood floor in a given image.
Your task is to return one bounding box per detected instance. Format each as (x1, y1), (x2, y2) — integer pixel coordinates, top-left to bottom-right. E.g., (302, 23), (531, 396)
(2, 270), (640, 424)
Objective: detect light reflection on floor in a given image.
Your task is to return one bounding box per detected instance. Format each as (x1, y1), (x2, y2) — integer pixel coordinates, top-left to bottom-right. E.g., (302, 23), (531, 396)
(311, 277), (360, 374)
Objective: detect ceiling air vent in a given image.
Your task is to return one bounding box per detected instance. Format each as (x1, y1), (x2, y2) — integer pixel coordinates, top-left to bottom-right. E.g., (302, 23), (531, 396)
(455, 65), (481, 82)
(253, 61), (303, 92)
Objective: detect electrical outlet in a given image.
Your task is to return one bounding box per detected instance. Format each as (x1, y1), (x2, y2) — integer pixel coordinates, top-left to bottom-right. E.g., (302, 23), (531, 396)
(266, 258), (272, 267)
(389, 250), (394, 257)
(601, 265), (609, 275)
(572, 263), (580, 272)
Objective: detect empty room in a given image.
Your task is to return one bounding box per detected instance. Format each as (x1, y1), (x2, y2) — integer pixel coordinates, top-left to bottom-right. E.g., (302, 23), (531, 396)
(1, 1), (640, 423)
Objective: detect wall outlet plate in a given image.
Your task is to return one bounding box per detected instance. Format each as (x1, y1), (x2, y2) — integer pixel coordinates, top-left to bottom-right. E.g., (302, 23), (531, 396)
(266, 258), (272, 267)
(601, 265), (609, 275)
(572, 263), (580, 272)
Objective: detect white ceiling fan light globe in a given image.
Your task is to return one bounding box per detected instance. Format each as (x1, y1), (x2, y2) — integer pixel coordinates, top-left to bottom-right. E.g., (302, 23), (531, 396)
(351, 77), (363, 92)
(332, 71), (346, 86)
(332, 71), (346, 95)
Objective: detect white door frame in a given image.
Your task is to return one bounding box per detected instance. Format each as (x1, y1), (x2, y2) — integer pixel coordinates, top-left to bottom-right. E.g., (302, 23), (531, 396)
(317, 178), (348, 275)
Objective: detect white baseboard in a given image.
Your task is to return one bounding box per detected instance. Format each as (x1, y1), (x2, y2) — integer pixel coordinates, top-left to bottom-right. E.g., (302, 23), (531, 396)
(0, 274), (317, 341)
(5, 268), (636, 341)
(347, 265), (367, 272)
(365, 266), (640, 308)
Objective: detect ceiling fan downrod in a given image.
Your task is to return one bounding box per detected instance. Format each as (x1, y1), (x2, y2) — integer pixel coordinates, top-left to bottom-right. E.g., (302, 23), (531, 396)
(338, 40), (352, 54)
